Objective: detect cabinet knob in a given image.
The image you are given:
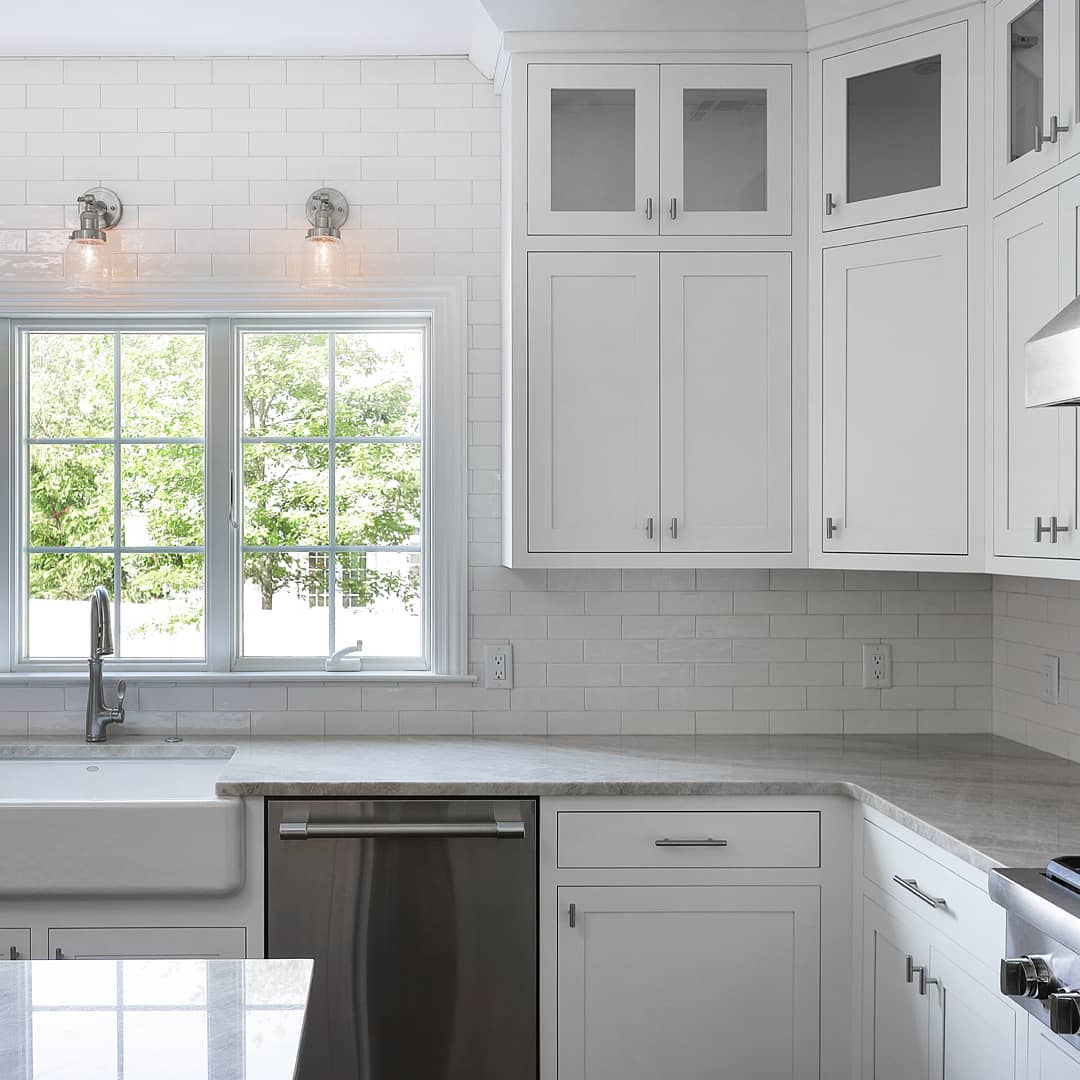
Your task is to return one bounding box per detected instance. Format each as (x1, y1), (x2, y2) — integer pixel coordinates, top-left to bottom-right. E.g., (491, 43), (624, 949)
(1001, 956), (1053, 999)
(1051, 992), (1080, 1035)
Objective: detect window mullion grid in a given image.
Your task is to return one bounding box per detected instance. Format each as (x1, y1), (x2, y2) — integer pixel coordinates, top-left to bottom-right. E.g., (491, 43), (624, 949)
(206, 318), (233, 673)
(112, 331), (122, 654)
(328, 331), (337, 660)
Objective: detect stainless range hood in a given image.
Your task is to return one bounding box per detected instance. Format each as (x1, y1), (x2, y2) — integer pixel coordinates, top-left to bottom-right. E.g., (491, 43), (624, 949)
(1027, 295), (1080, 406)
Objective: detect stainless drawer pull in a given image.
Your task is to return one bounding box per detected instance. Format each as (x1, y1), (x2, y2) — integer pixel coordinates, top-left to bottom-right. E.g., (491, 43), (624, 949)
(655, 837), (729, 847)
(569, 902), (577, 928)
(8, 945), (18, 960)
(893, 874), (947, 909)
(280, 819), (526, 840)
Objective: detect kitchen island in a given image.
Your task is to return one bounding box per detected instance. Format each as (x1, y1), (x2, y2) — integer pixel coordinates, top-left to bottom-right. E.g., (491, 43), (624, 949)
(0, 957), (312, 1079)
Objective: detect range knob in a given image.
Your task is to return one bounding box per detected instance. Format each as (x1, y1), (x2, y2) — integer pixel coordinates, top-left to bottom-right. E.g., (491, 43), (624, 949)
(1051, 992), (1080, 1035)
(1001, 956), (1053, 999)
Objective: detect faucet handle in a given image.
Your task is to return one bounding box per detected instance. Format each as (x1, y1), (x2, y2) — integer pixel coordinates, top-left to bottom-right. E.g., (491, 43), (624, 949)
(114, 679), (127, 716)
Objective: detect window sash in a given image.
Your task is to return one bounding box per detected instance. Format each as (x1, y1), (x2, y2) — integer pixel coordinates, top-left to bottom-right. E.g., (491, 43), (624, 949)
(3, 313), (439, 675)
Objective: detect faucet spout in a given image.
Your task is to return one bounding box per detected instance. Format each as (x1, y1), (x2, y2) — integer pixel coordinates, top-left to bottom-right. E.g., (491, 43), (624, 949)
(86, 587), (125, 743)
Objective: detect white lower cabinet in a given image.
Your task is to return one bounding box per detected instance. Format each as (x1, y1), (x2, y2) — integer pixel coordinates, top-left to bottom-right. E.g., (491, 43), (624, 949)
(49, 926), (247, 960)
(557, 884), (820, 1080)
(0, 928), (30, 960)
(821, 227), (970, 556)
(862, 897), (1024, 1080)
(1030, 1018), (1080, 1079)
(862, 898), (933, 1080)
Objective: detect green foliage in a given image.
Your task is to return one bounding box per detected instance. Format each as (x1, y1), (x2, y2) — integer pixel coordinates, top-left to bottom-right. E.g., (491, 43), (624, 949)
(27, 330), (422, 636)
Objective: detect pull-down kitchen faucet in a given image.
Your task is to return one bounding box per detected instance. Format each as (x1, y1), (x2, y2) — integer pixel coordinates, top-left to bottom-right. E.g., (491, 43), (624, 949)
(86, 585), (125, 743)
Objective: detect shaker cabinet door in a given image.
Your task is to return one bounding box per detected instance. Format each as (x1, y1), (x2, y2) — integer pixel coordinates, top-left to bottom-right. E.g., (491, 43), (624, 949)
(660, 251), (792, 553)
(992, 188), (1079, 558)
(527, 252), (661, 553)
(659, 63), (792, 235)
(558, 885), (820, 1080)
(821, 22), (968, 230)
(822, 228), (969, 555)
(527, 64), (660, 236)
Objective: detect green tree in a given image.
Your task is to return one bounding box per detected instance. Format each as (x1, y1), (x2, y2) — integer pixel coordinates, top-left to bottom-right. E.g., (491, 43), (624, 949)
(26, 329), (422, 639)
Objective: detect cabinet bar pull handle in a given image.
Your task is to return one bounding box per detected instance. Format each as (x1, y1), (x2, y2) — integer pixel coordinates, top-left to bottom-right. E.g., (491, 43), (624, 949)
(645, 196), (654, 221)
(825, 192), (837, 215)
(54, 948), (65, 960)
(906, 955), (916, 983)
(1036, 120), (1045, 152)
(825, 516), (838, 540)
(569, 902), (576, 928)
(8, 945), (17, 960)
(1036, 516), (1052, 542)
(655, 837), (728, 847)
(1052, 516), (1070, 543)
(279, 819), (526, 840)
(669, 196), (678, 220)
(645, 516), (654, 540)
(669, 517), (678, 540)
(893, 874), (947, 909)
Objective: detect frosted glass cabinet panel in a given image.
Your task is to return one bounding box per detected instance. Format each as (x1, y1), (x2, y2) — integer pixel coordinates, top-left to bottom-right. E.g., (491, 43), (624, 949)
(528, 64), (660, 235)
(822, 22), (968, 229)
(993, 0), (1079, 195)
(660, 64), (792, 234)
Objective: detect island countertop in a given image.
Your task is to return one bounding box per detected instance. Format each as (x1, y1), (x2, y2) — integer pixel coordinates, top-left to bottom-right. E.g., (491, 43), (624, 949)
(0, 957), (312, 1079)
(1, 733), (1077, 874)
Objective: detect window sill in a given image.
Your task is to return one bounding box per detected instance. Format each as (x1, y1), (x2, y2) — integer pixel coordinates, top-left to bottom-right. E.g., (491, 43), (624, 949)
(0, 670), (478, 685)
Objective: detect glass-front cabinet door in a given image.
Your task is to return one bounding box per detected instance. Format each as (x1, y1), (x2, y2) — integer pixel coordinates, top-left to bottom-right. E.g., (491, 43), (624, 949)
(821, 22), (968, 230)
(659, 64), (792, 235)
(994, 0), (1079, 195)
(527, 64), (660, 235)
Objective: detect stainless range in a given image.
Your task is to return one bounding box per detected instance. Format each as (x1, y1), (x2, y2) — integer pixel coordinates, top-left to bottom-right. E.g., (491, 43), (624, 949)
(990, 858), (1080, 1044)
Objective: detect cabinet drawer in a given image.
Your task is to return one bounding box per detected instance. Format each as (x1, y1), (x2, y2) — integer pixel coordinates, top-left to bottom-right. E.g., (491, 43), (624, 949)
(557, 810), (820, 869)
(862, 819), (1001, 960)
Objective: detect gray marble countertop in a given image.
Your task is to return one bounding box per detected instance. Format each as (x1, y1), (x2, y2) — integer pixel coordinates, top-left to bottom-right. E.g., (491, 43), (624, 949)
(212, 734), (1080, 873)
(0, 957), (312, 1079)
(0, 734), (1075, 874)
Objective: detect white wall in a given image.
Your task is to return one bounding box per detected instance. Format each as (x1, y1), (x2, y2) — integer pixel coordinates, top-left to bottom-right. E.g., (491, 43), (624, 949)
(0, 56), (993, 738)
(993, 575), (1080, 761)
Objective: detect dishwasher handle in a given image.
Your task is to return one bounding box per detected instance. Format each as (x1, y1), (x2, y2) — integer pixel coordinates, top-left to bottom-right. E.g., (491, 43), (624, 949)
(279, 819), (527, 840)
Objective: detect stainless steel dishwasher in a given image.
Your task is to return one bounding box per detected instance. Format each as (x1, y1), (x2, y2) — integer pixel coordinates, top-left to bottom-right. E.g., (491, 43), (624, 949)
(266, 797), (537, 1080)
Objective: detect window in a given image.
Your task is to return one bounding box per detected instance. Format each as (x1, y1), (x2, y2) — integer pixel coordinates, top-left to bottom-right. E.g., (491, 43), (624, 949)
(0, 299), (465, 678)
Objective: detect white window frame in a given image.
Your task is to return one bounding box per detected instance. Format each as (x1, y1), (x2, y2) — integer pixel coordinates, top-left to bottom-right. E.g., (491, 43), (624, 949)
(0, 280), (468, 679)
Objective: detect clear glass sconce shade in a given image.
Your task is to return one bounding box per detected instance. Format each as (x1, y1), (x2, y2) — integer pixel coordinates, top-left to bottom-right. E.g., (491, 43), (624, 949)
(65, 237), (112, 291)
(300, 234), (347, 289)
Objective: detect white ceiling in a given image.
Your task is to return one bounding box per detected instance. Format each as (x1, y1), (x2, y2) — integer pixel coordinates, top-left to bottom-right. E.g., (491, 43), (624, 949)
(0, 0), (478, 56)
(0, 0), (899, 56)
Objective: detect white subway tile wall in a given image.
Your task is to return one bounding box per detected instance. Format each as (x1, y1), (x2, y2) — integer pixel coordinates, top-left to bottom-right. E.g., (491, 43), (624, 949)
(0, 56), (994, 737)
(993, 575), (1080, 762)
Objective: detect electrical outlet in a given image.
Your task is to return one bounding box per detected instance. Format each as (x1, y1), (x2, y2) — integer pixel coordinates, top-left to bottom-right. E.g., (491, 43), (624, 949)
(862, 643), (892, 689)
(485, 644), (513, 689)
(1041, 654), (1061, 705)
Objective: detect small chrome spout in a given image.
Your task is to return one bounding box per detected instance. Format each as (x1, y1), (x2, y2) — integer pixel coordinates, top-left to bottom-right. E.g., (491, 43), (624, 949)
(86, 586), (125, 743)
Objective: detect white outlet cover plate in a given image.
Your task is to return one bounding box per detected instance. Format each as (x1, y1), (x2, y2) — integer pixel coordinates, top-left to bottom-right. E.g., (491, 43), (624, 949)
(861, 643), (892, 689)
(484, 644), (514, 689)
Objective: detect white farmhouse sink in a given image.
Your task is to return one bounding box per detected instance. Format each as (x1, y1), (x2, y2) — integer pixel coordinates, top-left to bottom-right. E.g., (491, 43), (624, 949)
(0, 748), (244, 897)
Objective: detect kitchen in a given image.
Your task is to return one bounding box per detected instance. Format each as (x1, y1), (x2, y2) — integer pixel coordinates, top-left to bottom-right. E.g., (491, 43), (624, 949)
(1, 0), (1079, 1077)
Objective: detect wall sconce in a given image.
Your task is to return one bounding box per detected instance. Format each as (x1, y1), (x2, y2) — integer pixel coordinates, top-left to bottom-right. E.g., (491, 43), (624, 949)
(65, 187), (123, 291)
(301, 187), (349, 289)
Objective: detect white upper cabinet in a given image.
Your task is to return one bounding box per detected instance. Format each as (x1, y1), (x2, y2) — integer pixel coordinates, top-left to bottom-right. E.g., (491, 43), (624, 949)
(992, 188), (1079, 558)
(527, 62), (792, 236)
(527, 252), (661, 553)
(659, 64), (792, 235)
(821, 22), (968, 230)
(822, 228), (969, 556)
(660, 252), (792, 553)
(994, 0), (1080, 196)
(528, 64), (660, 236)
